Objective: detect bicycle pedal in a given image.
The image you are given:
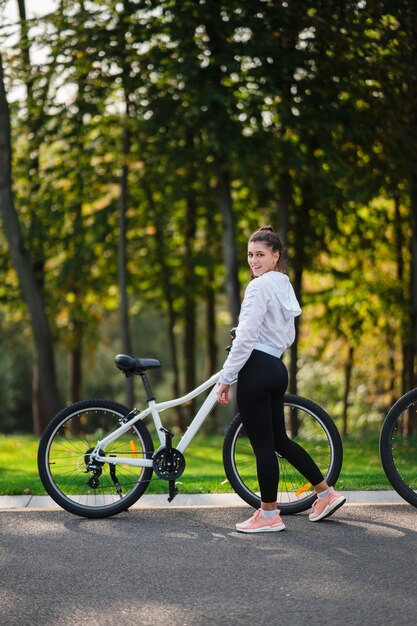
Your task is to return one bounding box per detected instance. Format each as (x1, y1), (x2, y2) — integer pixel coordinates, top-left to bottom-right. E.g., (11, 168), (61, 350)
(168, 480), (178, 502)
(167, 491), (178, 503)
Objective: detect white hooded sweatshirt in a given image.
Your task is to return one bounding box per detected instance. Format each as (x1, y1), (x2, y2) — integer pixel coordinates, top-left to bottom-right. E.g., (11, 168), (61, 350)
(219, 271), (301, 385)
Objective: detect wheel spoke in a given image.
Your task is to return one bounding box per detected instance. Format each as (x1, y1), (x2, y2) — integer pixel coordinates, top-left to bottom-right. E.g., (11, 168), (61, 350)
(380, 395), (417, 507)
(223, 395), (342, 515)
(38, 400), (154, 517)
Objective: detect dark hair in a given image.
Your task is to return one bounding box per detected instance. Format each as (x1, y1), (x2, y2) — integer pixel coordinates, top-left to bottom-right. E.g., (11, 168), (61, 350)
(249, 225), (287, 272)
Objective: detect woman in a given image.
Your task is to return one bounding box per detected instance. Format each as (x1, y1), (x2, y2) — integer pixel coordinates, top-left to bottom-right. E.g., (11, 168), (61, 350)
(216, 226), (345, 533)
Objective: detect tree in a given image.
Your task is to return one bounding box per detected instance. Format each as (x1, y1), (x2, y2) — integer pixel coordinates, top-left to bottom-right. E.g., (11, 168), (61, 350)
(0, 52), (61, 433)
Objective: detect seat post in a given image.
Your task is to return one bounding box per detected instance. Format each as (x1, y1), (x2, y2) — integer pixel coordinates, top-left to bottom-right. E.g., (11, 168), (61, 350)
(139, 372), (155, 402)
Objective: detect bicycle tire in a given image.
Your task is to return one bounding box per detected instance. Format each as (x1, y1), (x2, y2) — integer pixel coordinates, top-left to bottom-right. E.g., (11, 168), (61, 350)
(380, 388), (417, 507)
(38, 399), (154, 518)
(222, 394), (343, 515)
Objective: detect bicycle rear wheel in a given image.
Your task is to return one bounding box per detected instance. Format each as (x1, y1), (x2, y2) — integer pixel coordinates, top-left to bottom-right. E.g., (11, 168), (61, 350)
(222, 394), (343, 515)
(380, 388), (417, 507)
(38, 400), (154, 518)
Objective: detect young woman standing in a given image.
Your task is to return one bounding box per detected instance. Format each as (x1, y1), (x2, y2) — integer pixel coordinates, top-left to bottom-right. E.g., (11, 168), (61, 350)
(216, 226), (345, 533)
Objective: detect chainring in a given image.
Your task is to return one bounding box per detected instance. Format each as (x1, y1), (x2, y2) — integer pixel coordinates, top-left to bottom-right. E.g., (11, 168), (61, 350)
(153, 447), (186, 481)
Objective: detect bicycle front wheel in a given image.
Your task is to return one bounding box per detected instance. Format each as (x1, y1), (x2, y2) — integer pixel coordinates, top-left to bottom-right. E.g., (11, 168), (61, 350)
(38, 400), (154, 518)
(222, 394), (343, 515)
(380, 388), (417, 507)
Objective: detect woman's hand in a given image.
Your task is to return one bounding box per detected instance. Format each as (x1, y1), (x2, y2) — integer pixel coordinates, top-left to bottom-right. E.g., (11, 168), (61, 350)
(216, 383), (230, 406)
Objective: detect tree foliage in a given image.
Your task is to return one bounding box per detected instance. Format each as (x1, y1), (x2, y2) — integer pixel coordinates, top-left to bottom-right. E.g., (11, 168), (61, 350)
(0, 0), (416, 435)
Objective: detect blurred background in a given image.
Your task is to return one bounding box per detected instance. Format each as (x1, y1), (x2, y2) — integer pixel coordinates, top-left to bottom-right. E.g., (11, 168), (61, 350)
(0, 0), (416, 439)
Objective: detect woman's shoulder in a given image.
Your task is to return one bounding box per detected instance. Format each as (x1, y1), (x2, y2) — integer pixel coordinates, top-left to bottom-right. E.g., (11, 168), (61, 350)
(244, 272), (289, 297)
(256, 271), (290, 288)
(267, 271), (289, 283)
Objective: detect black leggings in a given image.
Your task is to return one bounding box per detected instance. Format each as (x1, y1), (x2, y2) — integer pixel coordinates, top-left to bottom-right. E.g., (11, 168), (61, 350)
(237, 350), (324, 503)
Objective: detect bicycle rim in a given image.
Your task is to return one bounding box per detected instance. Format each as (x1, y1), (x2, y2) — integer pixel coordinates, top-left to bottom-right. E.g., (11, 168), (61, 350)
(380, 394), (417, 507)
(223, 396), (342, 514)
(38, 401), (153, 517)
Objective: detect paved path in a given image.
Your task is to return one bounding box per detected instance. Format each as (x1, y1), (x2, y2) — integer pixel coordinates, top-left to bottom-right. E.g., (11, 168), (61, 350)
(1, 505), (416, 626)
(0, 490), (407, 510)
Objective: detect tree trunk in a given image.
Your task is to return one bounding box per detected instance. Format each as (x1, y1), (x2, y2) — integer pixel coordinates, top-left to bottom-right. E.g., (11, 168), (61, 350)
(277, 170), (291, 247)
(204, 209), (219, 433)
(117, 1), (135, 408)
(0, 53), (61, 433)
(342, 345), (354, 437)
(393, 190), (411, 394)
(203, 13), (241, 325)
(68, 345), (82, 404)
(288, 182), (309, 436)
(142, 180), (184, 427)
(183, 188), (197, 422)
(205, 283), (219, 434)
(408, 177), (417, 391)
(386, 330), (397, 410)
(118, 118), (134, 407)
(18, 0), (53, 423)
(289, 246), (304, 397)
(407, 176), (417, 435)
(215, 158), (241, 325)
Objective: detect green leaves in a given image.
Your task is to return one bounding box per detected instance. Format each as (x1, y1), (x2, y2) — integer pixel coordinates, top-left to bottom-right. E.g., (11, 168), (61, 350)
(1, 0), (417, 430)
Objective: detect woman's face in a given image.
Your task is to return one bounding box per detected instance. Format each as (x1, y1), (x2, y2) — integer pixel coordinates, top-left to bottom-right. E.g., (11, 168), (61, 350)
(247, 241), (280, 277)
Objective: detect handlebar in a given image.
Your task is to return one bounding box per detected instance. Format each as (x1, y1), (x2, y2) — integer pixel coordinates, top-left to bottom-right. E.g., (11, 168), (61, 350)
(226, 327), (237, 353)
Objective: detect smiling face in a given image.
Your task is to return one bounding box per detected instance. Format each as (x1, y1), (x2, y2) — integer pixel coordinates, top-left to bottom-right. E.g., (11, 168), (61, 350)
(247, 241), (280, 277)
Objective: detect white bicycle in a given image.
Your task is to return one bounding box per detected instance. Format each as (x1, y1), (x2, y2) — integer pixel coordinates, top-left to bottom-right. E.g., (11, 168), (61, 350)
(38, 352), (343, 519)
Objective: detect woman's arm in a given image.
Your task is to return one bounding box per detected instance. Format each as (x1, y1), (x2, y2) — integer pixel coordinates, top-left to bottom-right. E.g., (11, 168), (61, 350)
(218, 278), (270, 385)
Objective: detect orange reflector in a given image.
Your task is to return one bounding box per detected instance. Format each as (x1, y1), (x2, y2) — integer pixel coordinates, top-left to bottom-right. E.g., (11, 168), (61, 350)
(295, 482), (312, 496)
(129, 440), (138, 458)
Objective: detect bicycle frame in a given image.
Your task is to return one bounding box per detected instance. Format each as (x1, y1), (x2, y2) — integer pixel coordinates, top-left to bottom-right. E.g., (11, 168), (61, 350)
(92, 371), (234, 468)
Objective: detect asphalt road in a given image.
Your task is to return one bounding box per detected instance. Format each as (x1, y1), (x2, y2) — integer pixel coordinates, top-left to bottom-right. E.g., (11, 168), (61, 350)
(1, 505), (416, 626)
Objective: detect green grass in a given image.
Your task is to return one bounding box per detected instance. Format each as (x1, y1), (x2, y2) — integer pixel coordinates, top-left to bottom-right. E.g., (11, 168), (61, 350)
(335, 434), (392, 491)
(0, 432), (392, 496)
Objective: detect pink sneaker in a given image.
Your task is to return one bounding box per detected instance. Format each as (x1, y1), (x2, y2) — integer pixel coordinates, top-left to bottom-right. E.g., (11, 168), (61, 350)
(235, 509), (286, 533)
(309, 488), (346, 522)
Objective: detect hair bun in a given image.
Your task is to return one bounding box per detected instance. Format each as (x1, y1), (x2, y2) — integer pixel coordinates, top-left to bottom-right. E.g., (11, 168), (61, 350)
(259, 225), (274, 233)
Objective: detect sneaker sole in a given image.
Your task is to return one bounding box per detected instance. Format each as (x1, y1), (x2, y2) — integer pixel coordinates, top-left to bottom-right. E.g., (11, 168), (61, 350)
(235, 524), (286, 534)
(309, 496), (346, 522)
